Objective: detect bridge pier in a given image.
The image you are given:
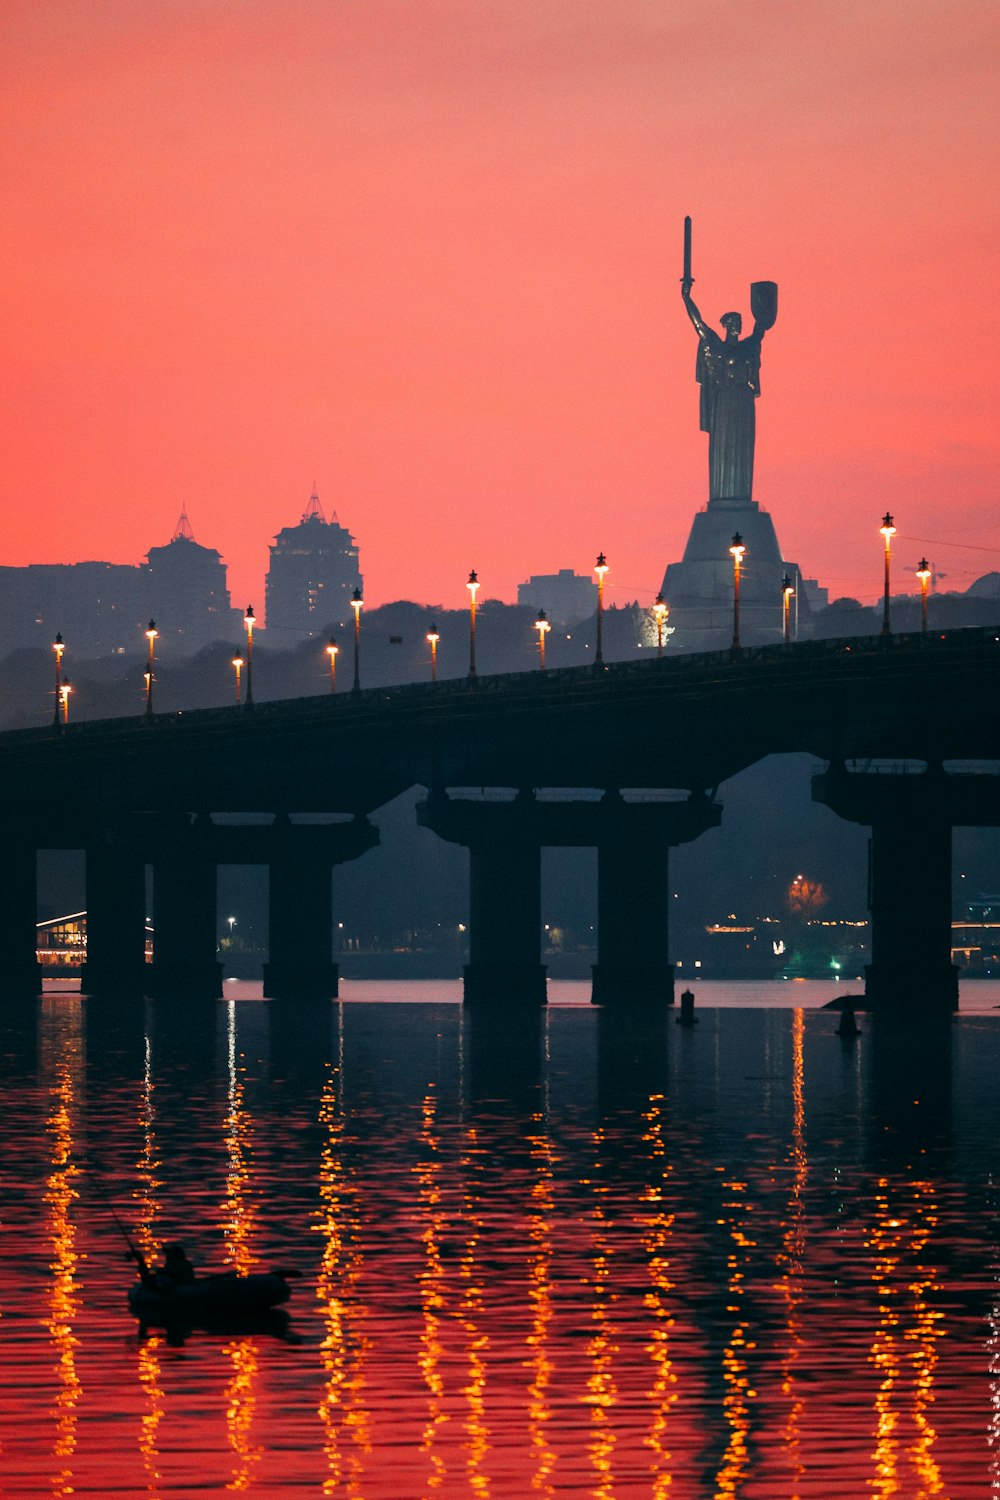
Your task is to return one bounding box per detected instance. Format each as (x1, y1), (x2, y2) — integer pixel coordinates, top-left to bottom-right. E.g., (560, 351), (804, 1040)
(262, 815), (380, 999)
(814, 765), (960, 1013)
(150, 817), (223, 998)
(465, 830), (546, 1004)
(0, 834), (43, 995)
(592, 796), (674, 1005)
(417, 787), (721, 1007)
(418, 790), (547, 1004)
(81, 825), (149, 996)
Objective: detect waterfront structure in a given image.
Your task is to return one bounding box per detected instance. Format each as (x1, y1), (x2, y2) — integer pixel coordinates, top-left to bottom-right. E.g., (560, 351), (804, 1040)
(0, 627), (996, 1015)
(265, 490), (362, 637)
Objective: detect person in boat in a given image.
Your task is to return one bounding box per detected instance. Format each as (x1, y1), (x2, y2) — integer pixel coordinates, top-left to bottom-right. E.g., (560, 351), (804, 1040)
(129, 1240), (196, 1292)
(156, 1243), (196, 1291)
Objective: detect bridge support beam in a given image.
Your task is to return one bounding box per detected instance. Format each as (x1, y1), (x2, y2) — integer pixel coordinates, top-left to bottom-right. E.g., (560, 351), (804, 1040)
(262, 816), (379, 999)
(592, 802), (674, 1006)
(264, 849), (337, 998)
(466, 835), (546, 1004)
(417, 788), (722, 1007)
(814, 766), (960, 1014)
(150, 818), (223, 998)
(418, 791), (546, 1004)
(867, 813), (957, 1010)
(81, 825), (149, 996)
(0, 834), (42, 995)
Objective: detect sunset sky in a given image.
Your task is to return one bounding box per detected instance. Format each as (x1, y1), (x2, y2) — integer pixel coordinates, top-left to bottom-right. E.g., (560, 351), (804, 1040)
(4, 1), (998, 619)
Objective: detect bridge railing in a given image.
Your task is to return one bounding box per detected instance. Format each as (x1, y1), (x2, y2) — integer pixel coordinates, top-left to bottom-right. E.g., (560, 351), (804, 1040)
(2, 622), (998, 750)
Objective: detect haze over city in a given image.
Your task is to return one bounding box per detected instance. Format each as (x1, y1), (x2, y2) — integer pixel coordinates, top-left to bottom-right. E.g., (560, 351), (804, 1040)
(4, 1), (998, 613)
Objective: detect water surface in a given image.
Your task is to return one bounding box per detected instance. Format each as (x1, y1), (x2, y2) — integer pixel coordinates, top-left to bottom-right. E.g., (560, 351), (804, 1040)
(2, 983), (999, 1496)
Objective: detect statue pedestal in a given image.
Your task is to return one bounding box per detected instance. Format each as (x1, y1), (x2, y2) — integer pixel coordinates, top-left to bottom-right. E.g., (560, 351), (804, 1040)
(660, 498), (805, 651)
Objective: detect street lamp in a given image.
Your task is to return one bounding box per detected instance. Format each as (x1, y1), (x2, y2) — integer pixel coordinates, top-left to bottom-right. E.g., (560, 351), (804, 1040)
(144, 620), (158, 715)
(652, 593), (668, 657)
(781, 573), (795, 644)
(594, 553), (608, 666)
(426, 621), (440, 682)
(52, 632), (65, 728)
(916, 557), (931, 634)
(466, 571), (480, 678)
(326, 636), (339, 693)
(232, 653), (244, 705)
(879, 513), (896, 636)
(60, 680), (72, 725)
(351, 588), (363, 691)
(243, 606), (256, 705)
(534, 608), (551, 670)
(729, 534), (746, 650)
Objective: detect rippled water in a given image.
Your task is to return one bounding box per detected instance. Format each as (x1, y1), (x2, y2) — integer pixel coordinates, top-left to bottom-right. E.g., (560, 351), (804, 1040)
(2, 984), (999, 1497)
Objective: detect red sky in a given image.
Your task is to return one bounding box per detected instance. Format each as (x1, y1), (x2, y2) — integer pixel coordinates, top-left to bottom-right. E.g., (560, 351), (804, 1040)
(3, 0), (998, 619)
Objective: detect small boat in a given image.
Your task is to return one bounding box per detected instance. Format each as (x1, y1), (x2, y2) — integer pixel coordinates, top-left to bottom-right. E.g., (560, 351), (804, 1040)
(128, 1270), (292, 1327)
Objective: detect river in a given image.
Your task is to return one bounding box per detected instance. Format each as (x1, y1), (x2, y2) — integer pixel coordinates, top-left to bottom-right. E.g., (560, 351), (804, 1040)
(2, 979), (999, 1496)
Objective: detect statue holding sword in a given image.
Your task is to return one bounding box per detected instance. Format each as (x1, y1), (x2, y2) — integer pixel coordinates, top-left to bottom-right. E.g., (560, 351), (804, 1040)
(680, 216), (778, 504)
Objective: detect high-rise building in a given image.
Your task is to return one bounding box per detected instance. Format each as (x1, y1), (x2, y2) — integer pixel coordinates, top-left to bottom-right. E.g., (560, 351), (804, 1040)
(144, 512), (240, 651)
(265, 491), (362, 637)
(0, 560), (146, 657)
(0, 512), (238, 659)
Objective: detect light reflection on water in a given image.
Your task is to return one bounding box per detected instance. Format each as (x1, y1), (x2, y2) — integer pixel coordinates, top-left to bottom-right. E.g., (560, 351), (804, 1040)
(1, 989), (999, 1497)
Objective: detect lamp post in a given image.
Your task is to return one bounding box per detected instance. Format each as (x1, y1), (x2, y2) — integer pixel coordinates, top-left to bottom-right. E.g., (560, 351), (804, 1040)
(144, 620), (158, 715)
(879, 513), (896, 637)
(232, 654), (244, 705)
(52, 633), (65, 728)
(729, 534), (745, 650)
(60, 680), (71, 725)
(326, 636), (339, 693)
(594, 553), (608, 666)
(534, 609), (551, 670)
(916, 557), (931, 634)
(652, 593), (668, 657)
(351, 588), (363, 691)
(426, 621), (440, 682)
(467, 571), (480, 679)
(781, 573), (795, 644)
(243, 606), (256, 705)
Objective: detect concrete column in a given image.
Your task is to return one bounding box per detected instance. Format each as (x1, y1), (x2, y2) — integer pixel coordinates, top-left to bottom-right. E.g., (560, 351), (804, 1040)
(593, 818), (673, 1005)
(466, 834), (546, 1004)
(81, 827), (148, 996)
(263, 852), (337, 998)
(417, 790), (547, 1005)
(0, 837), (42, 996)
(867, 813), (957, 1010)
(813, 765), (959, 1014)
(151, 822), (223, 998)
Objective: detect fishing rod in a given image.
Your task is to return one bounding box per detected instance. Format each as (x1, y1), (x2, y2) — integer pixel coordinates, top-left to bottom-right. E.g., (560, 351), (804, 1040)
(80, 1163), (155, 1286)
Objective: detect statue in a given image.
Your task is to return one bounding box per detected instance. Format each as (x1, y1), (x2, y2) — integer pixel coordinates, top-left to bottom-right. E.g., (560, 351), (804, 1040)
(680, 217), (777, 503)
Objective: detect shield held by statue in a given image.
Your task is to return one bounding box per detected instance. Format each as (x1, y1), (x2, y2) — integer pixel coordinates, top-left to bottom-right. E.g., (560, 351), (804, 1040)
(750, 280), (778, 331)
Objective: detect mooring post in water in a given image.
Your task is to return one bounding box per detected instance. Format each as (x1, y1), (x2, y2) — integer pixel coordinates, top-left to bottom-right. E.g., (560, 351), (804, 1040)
(677, 988), (697, 1025)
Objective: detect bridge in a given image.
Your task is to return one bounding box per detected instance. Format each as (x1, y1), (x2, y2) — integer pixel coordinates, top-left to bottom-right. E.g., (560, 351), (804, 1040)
(1, 625), (997, 1012)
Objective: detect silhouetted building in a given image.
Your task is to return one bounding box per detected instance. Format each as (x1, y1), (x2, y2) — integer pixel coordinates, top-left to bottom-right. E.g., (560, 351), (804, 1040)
(144, 511), (240, 651)
(0, 560), (145, 656)
(265, 490), (362, 638)
(0, 512), (238, 658)
(517, 569), (596, 629)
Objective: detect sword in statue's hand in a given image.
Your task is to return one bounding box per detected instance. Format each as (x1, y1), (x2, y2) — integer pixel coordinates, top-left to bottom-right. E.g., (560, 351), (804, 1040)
(681, 215), (694, 291)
